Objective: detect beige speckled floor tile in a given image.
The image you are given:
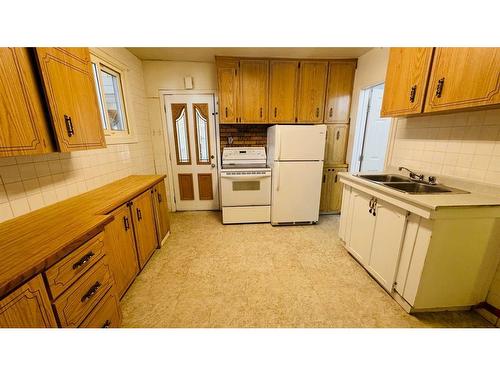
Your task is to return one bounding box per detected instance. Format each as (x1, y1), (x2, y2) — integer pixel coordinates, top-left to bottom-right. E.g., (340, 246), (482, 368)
(120, 211), (493, 328)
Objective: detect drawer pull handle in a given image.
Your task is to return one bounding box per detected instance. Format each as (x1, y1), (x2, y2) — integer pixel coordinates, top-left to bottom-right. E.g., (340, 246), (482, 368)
(102, 320), (111, 328)
(329, 107), (333, 117)
(336, 130), (340, 140)
(225, 107), (228, 118)
(316, 107), (320, 118)
(64, 115), (74, 137)
(158, 193), (162, 203)
(409, 85), (417, 103)
(274, 107), (277, 117)
(136, 208), (142, 221)
(81, 281), (101, 303)
(260, 107), (263, 118)
(435, 78), (445, 98)
(123, 216), (130, 231)
(72, 251), (95, 270)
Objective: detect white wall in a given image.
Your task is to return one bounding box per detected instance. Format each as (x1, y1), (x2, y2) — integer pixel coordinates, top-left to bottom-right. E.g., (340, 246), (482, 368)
(0, 48), (155, 223)
(347, 47), (389, 167)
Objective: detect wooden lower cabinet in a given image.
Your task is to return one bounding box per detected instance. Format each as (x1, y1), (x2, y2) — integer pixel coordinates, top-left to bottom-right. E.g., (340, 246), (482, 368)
(319, 166), (347, 213)
(152, 181), (171, 244)
(324, 124), (348, 165)
(104, 204), (140, 298)
(131, 189), (158, 269)
(0, 274), (57, 328)
(79, 291), (122, 328)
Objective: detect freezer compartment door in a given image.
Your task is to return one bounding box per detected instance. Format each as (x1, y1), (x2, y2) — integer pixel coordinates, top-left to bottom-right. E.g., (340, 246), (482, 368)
(271, 161), (323, 224)
(268, 125), (326, 161)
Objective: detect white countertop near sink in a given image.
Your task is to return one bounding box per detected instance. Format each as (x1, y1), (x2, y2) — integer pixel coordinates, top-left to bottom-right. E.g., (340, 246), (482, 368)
(338, 172), (500, 212)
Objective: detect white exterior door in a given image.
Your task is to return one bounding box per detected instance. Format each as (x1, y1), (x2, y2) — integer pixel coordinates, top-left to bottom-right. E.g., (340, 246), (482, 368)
(360, 84), (392, 172)
(271, 161), (323, 224)
(164, 94), (219, 211)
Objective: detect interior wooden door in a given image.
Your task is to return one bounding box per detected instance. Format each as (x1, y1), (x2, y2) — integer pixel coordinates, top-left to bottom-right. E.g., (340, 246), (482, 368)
(296, 61), (328, 123)
(164, 94), (219, 211)
(0, 274), (57, 328)
(216, 57), (239, 123)
(324, 124), (348, 165)
(35, 47), (106, 151)
(0, 48), (54, 157)
(324, 61), (356, 123)
(131, 190), (158, 269)
(381, 48), (434, 117)
(425, 48), (500, 113)
(104, 204), (139, 298)
(153, 181), (171, 243)
(269, 60), (299, 123)
(239, 60), (269, 123)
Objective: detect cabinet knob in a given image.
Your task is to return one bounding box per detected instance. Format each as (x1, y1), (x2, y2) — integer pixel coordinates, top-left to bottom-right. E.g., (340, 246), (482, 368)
(435, 78), (445, 98)
(409, 85), (417, 103)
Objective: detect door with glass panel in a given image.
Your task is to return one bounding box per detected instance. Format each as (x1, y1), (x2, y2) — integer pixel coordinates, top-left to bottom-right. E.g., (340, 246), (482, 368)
(164, 94), (219, 211)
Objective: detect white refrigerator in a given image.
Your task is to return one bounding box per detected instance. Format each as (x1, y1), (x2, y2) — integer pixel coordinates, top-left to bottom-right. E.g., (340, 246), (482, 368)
(267, 125), (326, 225)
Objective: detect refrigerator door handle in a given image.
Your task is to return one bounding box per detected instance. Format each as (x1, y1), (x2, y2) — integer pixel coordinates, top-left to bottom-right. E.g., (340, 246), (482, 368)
(275, 163), (280, 191)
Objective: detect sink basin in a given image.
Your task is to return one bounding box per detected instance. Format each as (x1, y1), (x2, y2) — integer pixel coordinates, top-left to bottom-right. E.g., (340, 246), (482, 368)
(359, 174), (412, 183)
(383, 182), (456, 194)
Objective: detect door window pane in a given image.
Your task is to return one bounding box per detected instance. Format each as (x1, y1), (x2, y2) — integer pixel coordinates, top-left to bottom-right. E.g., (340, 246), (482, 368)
(100, 68), (127, 131)
(193, 104), (210, 164)
(172, 104), (191, 164)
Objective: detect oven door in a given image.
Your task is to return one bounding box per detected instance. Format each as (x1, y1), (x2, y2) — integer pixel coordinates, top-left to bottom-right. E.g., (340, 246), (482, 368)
(221, 172), (271, 207)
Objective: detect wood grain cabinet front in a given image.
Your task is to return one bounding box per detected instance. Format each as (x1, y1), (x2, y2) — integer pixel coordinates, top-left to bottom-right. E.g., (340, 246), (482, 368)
(269, 60), (299, 123)
(319, 166), (347, 213)
(239, 60), (269, 123)
(425, 48), (500, 113)
(216, 57), (240, 123)
(296, 61), (328, 123)
(104, 204), (139, 298)
(324, 61), (356, 124)
(324, 124), (348, 166)
(152, 181), (171, 245)
(79, 291), (122, 328)
(0, 274), (57, 328)
(34, 47), (106, 152)
(0, 48), (55, 157)
(131, 189), (159, 269)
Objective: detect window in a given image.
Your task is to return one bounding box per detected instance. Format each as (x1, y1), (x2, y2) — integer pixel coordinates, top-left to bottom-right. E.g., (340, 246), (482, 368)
(193, 103), (210, 164)
(171, 103), (191, 164)
(90, 53), (132, 142)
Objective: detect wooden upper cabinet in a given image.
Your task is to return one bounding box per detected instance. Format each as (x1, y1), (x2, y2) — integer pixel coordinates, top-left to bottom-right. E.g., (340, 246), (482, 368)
(216, 57), (239, 123)
(0, 48), (54, 157)
(269, 60), (299, 123)
(0, 274), (57, 328)
(381, 48), (434, 117)
(425, 48), (500, 113)
(104, 204), (139, 298)
(296, 61), (328, 123)
(324, 61), (356, 123)
(239, 60), (269, 123)
(132, 189), (158, 269)
(35, 47), (106, 152)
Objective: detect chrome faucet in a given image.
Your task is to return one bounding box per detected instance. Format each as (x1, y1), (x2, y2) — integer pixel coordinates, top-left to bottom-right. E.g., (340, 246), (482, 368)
(398, 166), (424, 181)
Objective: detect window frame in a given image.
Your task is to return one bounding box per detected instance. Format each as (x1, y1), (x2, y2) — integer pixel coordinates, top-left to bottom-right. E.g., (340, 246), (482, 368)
(90, 50), (137, 144)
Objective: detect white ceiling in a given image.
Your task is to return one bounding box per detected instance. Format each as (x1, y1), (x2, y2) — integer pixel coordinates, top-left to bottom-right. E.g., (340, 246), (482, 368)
(126, 47), (372, 62)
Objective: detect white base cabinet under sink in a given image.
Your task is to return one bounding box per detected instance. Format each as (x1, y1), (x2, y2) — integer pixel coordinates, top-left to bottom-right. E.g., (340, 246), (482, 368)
(339, 182), (500, 313)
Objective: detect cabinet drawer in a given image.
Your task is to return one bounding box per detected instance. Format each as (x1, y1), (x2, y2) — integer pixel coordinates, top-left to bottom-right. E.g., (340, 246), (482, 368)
(53, 258), (113, 327)
(45, 232), (105, 299)
(79, 291), (121, 328)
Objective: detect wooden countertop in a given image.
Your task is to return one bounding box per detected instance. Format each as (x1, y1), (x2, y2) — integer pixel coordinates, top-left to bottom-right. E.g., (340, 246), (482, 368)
(0, 175), (165, 297)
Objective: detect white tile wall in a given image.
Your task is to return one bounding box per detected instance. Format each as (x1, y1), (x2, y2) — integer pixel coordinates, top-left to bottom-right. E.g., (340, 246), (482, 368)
(389, 108), (500, 186)
(0, 48), (155, 223)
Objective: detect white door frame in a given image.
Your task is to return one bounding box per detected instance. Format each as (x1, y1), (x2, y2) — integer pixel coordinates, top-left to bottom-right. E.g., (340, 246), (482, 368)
(159, 89), (220, 212)
(350, 82), (394, 173)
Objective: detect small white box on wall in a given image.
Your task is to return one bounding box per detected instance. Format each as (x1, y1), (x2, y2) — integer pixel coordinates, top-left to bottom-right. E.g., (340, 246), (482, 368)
(184, 76), (193, 89)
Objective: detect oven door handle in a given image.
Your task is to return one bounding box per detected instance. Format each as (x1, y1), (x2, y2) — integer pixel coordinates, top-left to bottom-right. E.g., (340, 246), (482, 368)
(221, 175), (270, 180)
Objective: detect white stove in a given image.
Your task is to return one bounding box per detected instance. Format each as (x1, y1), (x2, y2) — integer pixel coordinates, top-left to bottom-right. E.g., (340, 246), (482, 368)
(220, 147), (271, 224)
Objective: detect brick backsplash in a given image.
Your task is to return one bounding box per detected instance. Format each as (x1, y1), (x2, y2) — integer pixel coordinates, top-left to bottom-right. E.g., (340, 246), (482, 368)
(219, 124), (271, 151)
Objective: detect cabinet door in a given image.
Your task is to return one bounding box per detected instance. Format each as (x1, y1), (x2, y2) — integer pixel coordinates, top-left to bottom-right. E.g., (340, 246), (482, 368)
(239, 60), (268, 123)
(35, 47), (106, 151)
(319, 167), (347, 213)
(381, 48), (433, 117)
(104, 204), (139, 298)
(368, 202), (407, 291)
(269, 60), (299, 123)
(324, 124), (348, 165)
(0, 48), (54, 157)
(338, 184), (351, 241)
(324, 61), (356, 123)
(346, 190), (376, 265)
(131, 189), (158, 269)
(216, 57), (239, 123)
(425, 48), (500, 113)
(0, 275), (57, 328)
(296, 61), (328, 123)
(153, 181), (171, 243)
